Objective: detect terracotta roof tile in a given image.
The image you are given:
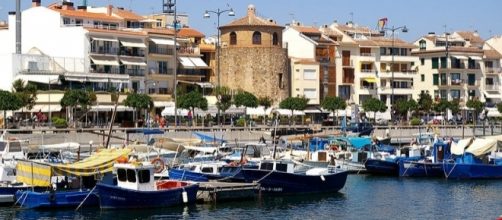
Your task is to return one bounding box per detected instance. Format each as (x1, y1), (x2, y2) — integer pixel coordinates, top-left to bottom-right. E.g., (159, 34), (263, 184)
(145, 28), (175, 36)
(484, 49), (502, 59)
(178, 28), (205, 38)
(113, 8), (144, 21)
(319, 27), (343, 38)
(51, 8), (122, 22)
(292, 26), (321, 35)
(456, 31), (484, 44)
(336, 24), (380, 35)
(220, 6), (282, 29)
(85, 27), (147, 36)
(293, 59), (319, 65)
(356, 37), (415, 48)
(199, 43), (216, 52)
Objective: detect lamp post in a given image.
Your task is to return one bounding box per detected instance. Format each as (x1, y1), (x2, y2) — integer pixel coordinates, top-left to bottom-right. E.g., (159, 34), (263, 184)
(204, 7), (235, 126)
(380, 25), (408, 122)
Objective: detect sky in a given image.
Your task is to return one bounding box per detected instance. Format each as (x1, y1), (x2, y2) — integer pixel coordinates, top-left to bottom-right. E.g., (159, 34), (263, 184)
(1, 0), (501, 42)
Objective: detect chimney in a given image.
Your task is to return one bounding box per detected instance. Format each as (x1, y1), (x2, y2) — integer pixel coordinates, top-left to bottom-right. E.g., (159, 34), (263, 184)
(32, 0), (41, 7)
(77, 6), (87, 11)
(247, 4), (256, 17)
(107, 5), (113, 16)
(62, 1), (75, 10)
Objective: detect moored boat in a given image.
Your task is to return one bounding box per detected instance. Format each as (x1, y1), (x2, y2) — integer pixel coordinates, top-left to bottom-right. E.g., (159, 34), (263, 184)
(399, 141), (451, 177)
(96, 162), (199, 209)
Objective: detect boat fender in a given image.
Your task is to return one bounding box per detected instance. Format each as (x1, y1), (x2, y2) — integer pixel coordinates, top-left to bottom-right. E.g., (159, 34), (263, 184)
(320, 175), (325, 181)
(151, 158), (165, 173)
(182, 190), (188, 203)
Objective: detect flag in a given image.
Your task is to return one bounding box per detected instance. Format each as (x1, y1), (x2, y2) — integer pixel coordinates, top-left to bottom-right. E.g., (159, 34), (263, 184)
(378, 17), (388, 30)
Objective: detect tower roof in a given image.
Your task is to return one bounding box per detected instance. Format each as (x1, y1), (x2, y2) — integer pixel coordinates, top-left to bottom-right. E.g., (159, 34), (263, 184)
(220, 5), (282, 29)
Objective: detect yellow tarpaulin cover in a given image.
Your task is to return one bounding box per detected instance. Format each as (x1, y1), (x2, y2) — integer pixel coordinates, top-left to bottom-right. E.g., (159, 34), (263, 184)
(51, 148), (131, 177)
(363, 77), (377, 83)
(16, 160), (52, 187)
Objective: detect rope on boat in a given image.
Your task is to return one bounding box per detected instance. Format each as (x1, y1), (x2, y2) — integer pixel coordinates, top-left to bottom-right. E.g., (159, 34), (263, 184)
(443, 160), (457, 179)
(75, 185), (97, 211)
(13, 190), (28, 207)
(255, 170), (275, 183)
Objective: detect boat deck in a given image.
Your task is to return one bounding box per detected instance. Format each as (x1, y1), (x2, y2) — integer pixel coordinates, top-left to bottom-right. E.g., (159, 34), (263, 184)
(197, 182), (259, 203)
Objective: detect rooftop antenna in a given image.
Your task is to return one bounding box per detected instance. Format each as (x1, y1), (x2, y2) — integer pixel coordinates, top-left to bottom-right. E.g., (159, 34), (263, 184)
(82, 0), (87, 6)
(349, 12), (354, 24)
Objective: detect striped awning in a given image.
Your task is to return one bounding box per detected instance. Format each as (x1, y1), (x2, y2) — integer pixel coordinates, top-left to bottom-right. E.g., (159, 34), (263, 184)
(16, 160), (52, 187)
(51, 148), (131, 176)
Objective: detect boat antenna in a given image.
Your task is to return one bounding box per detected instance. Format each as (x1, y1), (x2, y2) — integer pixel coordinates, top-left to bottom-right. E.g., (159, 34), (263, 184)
(272, 114), (279, 160)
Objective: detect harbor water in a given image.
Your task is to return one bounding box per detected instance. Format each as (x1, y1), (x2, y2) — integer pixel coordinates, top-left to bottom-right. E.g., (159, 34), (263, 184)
(0, 175), (500, 220)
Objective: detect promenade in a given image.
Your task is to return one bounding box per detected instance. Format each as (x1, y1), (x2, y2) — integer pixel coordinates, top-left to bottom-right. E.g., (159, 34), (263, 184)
(2, 124), (499, 147)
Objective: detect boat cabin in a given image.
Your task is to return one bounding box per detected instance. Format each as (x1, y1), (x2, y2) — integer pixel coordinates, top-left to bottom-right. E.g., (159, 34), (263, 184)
(258, 160), (295, 173)
(178, 162), (225, 176)
(0, 139), (26, 161)
(115, 163), (155, 191)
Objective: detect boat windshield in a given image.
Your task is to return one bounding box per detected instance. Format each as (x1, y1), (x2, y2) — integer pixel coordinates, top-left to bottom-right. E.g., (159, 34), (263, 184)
(138, 169), (150, 183)
(0, 142), (6, 151)
(9, 142), (22, 152)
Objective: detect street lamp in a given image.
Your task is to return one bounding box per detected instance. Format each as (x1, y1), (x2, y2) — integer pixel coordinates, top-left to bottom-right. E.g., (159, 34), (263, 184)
(380, 25), (408, 122)
(204, 7), (235, 126)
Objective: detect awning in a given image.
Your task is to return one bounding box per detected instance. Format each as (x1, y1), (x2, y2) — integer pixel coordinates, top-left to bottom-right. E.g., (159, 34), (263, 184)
(362, 77), (377, 83)
(154, 101), (172, 108)
(465, 137), (498, 157)
(90, 56), (120, 66)
(17, 104), (62, 113)
(64, 72), (129, 84)
(484, 91), (502, 99)
(51, 148), (131, 176)
(90, 105), (134, 112)
(487, 108), (502, 118)
(120, 58), (147, 66)
(161, 106), (189, 116)
(272, 109), (305, 116)
(179, 57), (195, 68)
(246, 107), (272, 116)
(16, 160), (52, 187)
(190, 57), (209, 69)
(469, 56), (482, 61)
(92, 37), (118, 42)
(196, 82), (214, 88)
(120, 39), (147, 48)
(452, 55), (468, 60)
(15, 74), (60, 84)
(150, 38), (176, 46)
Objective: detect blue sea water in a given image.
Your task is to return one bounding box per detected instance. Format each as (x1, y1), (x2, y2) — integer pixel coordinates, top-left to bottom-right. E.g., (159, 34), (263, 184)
(1, 175), (501, 220)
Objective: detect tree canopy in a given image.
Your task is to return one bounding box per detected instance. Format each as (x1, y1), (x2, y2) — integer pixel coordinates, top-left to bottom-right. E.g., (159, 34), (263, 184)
(60, 89), (93, 109)
(433, 99), (451, 114)
(497, 102), (502, 114)
(394, 99), (417, 119)
(0, 90), (23, 111)
(123, 93), (153, 110)
(177, 90), (208, 111)
(322, 96), (346, 113)
(214, 86), (232, 114)
(466, 99), (484, 113)
(279, 96), (309, 112)
(362, 98), (387, 113)
(12, 79), (37, 111)
(258, 96), (273, 109)
(418, 91), (433, 114)
(234, 91), (258, 108)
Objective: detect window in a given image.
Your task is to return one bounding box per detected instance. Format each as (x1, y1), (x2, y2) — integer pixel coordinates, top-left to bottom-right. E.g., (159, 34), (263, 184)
(75, 19), (83, 26)
(138, 170), (150, 183)
(0, 142), (6, 151)
(127, 169), (136, 183)
(486, 77), (494, 85)
(252, 31), (261, 45)
(451, 73), (461, 85)
(158, 61), (168, 74)
(117, 169), (127, 182)
(339, 85), (351, 100)
(421, 74), (425, 82)
(230, 32), (237, 45)
(467, 74), (475, 85)
(278, 73), (283, 89)
(303, 88), (317, 100)
(156, 19), (162, 27)
(201, 167), (213, 173)
(440, 57), (447, 68)
(63, 17), (71, 25)
(432, 57), (439, 69)
(276, 164), (288, 172)
(440, 73), (447, 85)
(9, 142), (21, 152)
(420, 58), (425, 66)
(400, 48), (408, 56)
(260, 163), (274, 171)
(380, 47), (386, 55)
(419, 40), (426, 50)
(468, 90), (476, 97)
(451, 90), (461, 100)
(272, 32), (279, 45)
(433, 74), (439, 85)
(440, 90), (448, 100)
(303, 69), (317, 80)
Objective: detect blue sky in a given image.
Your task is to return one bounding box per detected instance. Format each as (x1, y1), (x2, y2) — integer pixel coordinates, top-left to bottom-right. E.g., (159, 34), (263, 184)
(1, 0), (501, 42)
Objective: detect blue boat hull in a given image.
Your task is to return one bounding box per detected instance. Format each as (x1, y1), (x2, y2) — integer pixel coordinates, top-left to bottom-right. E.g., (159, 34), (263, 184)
(168, 169), (220, 182)
(240, 169), (348, 195)
(365, 159), (399, 176)
(96, 182), (199, 209)
(443, 163), (502, 179)
(398, 161), (444, 177)
(0, 186), (45, 204)
(15, 189), (99, 209)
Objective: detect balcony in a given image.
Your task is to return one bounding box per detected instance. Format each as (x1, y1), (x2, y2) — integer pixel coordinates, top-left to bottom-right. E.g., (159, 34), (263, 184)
(149, 46), (174, 56)
(468, 64), (481, 70)
(90, 47), (118, 56)
(378, 86), (414, 95)
(379, 55), (417, 63)
(486, 67), (502, 74)
(485, 84), (500, 91)
(466, 81), (480, 87)
(90, 67), (120, 74)
(342, 60), (354, 68)
(124, 69), (145, 77)
(119, 50), (145, 57)
(450, 79), (464, 86)
(148, 68), (174, 75)
(178, 46), (200, 56)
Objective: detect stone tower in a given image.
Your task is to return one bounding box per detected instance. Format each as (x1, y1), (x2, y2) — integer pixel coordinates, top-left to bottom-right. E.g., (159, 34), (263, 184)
(218, 5), (289, 103)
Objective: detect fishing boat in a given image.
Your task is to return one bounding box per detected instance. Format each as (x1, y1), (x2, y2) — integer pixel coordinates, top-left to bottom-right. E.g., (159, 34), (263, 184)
(14, 148), (131, 209)
(239, 160), (348, 195)
(168, 161), (228, 182)
(96, 162), (199, 209)
(398, 141), (451, 177)
(443, 136), (502, 179)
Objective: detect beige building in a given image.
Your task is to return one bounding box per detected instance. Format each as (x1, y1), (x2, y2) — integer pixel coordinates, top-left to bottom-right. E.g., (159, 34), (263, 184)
(218, 5), (289, 103)
(412, 31), (502, 108)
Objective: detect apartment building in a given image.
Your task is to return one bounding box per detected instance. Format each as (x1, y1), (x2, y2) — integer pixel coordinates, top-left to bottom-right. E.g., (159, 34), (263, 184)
(412, 31), (501, 107)
(322, 22), (418, 108)
(283, 23), (337, 105)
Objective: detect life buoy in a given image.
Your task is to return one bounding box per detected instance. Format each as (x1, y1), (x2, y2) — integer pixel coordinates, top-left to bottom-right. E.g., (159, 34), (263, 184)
(330, 145), (339, 151)
(116, 156), (128, 164)
(151, 158), (165, 173)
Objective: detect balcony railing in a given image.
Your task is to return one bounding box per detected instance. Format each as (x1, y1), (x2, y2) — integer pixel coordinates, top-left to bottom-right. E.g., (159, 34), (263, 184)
(485, 84), (500, 91)
(119, 50), (145, 57)
(149, 68), (174, 75)
(90, 47), (118, 55)
(360, 53), (375, 57)
(360, 69), (375, 73)
(467, 81), (479, 86)
(90, 68), (120, 74)
(486, 67), (502, 74)
(450, 79), (463, 86)
(178, 46), (200, 55)
(124, 69), (145, 76)
(149, 46), (174, 56)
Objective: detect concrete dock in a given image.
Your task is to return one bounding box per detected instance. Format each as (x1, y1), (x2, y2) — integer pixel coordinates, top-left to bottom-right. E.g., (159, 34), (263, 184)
(197, 182), (259, 203)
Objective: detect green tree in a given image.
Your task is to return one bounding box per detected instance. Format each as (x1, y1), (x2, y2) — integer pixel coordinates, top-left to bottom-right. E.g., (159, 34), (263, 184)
(60, 89), (93, 125)
(214, 86), (232, 125)
(449, 100), (461, 115)
(279, 96), (309, 124)
(362, 97), (387, 123)
(433, 99), (451, 124)
(466, 99), (484, 125)
(394, 99), (411, 121)
(321, 96), (346, 125)
(234, 91), (258, 108)
(418, 91), (433, 117)
(0, 90), (23, 128)
(177, 90), (208, 126)
(124, 93), (153, 125)
(12, 79), (37, 111)
(258, 96), (273, 110)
